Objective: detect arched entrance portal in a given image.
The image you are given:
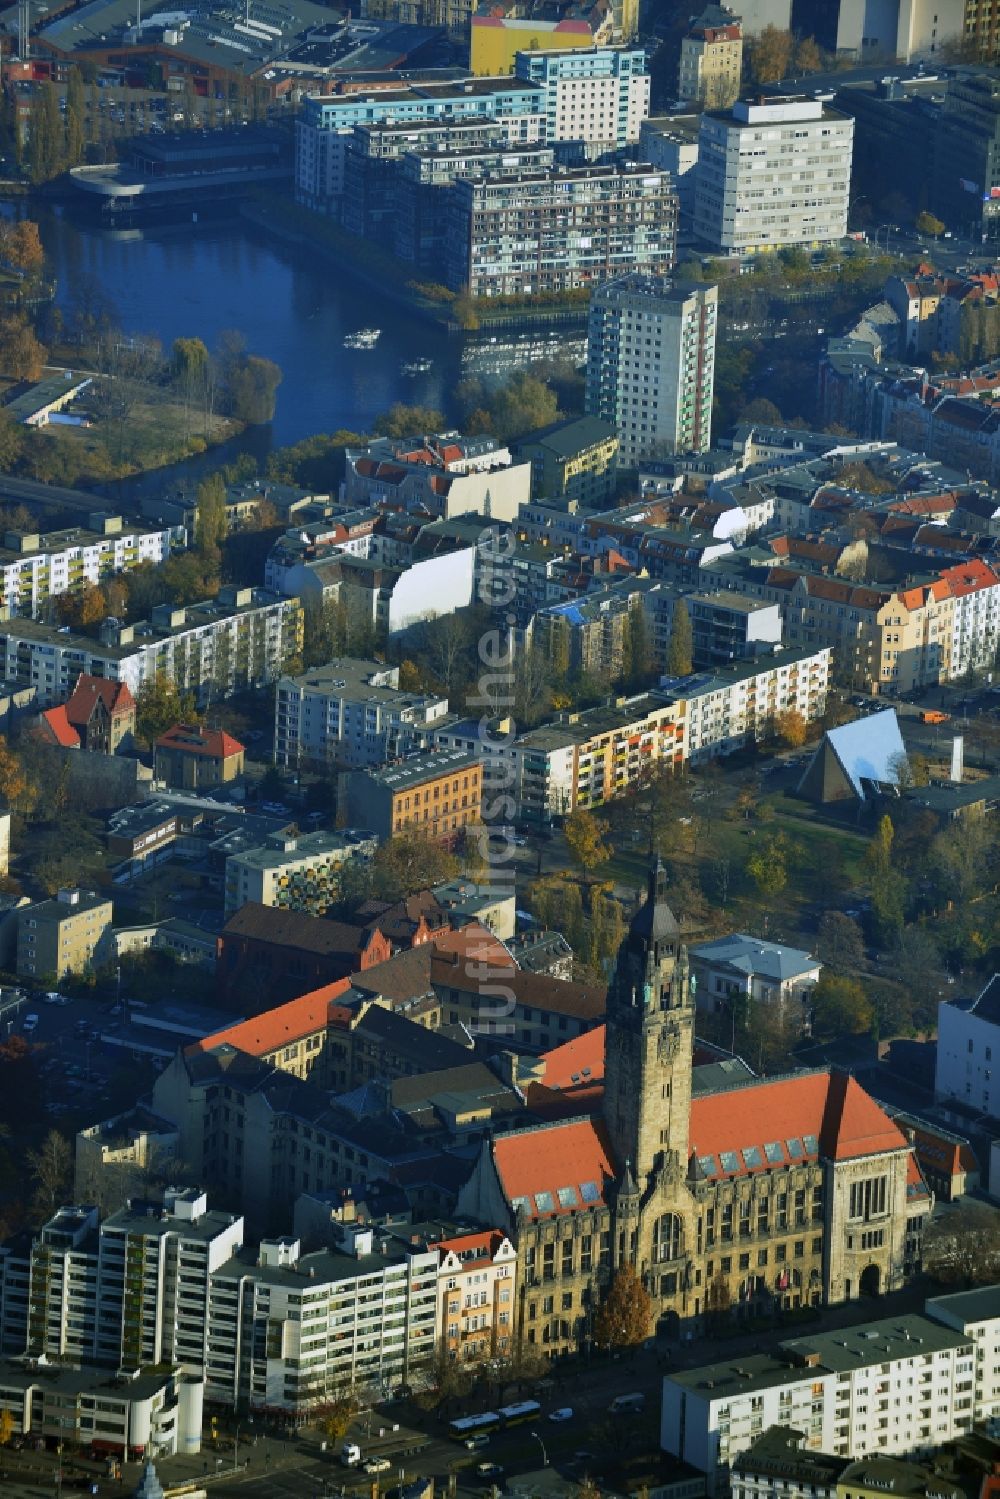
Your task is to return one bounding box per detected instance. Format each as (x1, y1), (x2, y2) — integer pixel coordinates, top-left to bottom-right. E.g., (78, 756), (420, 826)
(860, 1263), (881, 1297)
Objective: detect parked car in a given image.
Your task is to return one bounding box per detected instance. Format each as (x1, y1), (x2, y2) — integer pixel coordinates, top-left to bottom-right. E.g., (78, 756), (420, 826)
(477, 1463), (504, 1480)
(548, 1408), (574, 1423)
(22, 1013), (39, 1033)
(364, 1458), (391, 1475)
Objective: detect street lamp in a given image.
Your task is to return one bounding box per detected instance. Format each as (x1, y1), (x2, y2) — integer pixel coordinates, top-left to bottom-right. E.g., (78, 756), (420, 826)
(529, 1431), (548, 1468)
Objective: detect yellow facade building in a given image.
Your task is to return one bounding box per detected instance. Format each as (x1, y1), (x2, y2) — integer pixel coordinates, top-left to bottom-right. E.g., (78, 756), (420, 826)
(470, 15), (607, 75)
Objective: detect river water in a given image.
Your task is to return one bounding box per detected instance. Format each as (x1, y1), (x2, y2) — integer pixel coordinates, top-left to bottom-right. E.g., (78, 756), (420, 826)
(34, 201), (466, 452)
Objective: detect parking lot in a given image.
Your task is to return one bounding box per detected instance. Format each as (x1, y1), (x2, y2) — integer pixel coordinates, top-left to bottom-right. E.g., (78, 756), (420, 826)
(4, 987), (156, 1127)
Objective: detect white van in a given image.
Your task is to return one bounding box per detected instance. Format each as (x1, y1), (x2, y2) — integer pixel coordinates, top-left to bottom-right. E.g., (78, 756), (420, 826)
(608, 1393), (645, 1415)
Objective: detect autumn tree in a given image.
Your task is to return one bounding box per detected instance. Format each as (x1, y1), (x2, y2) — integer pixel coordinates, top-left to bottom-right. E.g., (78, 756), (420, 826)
(64, 66), (86, 167)
(0, 734), (37, 814)
(916, 210), (946, 239)
(666, 600), (693, 677)
(26, 86), (63, 183)
(593, 1264), (651, 1351)
(27, 1129), (73, 1222)
(774, 709), (808, 748)
(316, 1381), (359, 1443)
(1, 220), (44, 276)
(746, 832), (789, 900)
(194, 472), (228, 557)
(748, 25), (793, 83)
(622, 605), (654, 688)
(134, 671), (196, 745)
(817, 911), (865, 971)
(0, 315), (47, 381)
(809, 973), (873, 1040)
(866, 814), (907, 942)
(374, 403), (444, 438)
(0, 1407), (13, 1446)
(794, 35), (823, 72)
(564, 808), (611, 875)
(368, 830), (461, 903)
(56, 581), (106, 630)
(227, 354), (282, 425)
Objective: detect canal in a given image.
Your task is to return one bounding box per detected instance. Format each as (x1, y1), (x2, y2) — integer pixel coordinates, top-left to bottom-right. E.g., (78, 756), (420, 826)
(33, 200), (466, 452)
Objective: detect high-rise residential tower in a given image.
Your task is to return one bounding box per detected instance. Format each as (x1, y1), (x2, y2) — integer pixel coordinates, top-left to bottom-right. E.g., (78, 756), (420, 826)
(586, 276), (718, 467)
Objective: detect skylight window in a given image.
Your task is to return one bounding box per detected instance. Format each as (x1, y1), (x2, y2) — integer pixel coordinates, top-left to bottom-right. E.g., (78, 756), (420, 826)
(764, 1142), (784, 1164)
(579, 1181), (600, 1203)
(534, 1191), (555, 1214)
(719, 1150), (741, 1174)
(557, 1186), (577, 1209)
(698, 1155), (718, 1178)
(742, 1146), (762, 1169)
(786, 1137), (804, 1158)
(803, 1134), (819, 1155)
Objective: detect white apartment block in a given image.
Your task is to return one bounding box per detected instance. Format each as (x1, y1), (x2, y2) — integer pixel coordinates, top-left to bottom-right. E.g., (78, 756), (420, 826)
(935, 978), (1000, 1123)
(925, 1286), (1000, 1421)
(275, 658), (450, 770)
(694, 98), (854, 254)
(2, 1196), (441, 1415)
(674, 646), (832, 762)
(432, 645), (830, 820)
(205, 1226), (439, 1409)
(662, 1314), (976, 1496)
(296, 78), (544, 213)
(587, 276), (718, 467)
(0, 587), (302, 706)
(17, 1190), (244, 1373)
(0, 516), (181, 620)
(224, 829), (377, 917)
(513, 47), (649, 151)
(948, 566), (1000, 678)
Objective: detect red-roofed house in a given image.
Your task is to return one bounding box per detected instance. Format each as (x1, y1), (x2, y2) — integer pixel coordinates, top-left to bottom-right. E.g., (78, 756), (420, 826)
(37, 673), (135, 753)
(154, 722), (245, 790)
(434, 1228), (517, 1361)
(458, 860), (929, 1353)
(187, 978), (352, 1085)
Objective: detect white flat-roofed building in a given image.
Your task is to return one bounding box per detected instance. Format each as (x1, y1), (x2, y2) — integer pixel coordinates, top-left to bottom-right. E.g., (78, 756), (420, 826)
(275, 658), (450, 770)
(0, 586), (302, 706)
(662, 1314), (976, 1495)
(587, 277), (717, 466)
(694, 97), (854, 254)
(925, 1284), (1000, 1420)
(0, 515), (182, 620)
(206, 1227), (439, 1409)
(514, 47), (649, 152)
(662, 646), (832, 763)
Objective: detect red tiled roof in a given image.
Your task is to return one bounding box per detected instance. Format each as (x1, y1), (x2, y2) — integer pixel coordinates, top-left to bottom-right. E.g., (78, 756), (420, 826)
(39, 704), (80, 748)
(437, 1228), (508, 1266)
(538, 1026), (604, 1094)
(492, 1118), (616, 1220)
(907, 1152), (932, 1199)
(431, 922), (514, 971)
(689, 1071), (907, 1178)
(65, 674), (134, 727)
(187, 979), (352, 1058)
(887, 494), (957, 515)
(940, 559), (1000, 598)
(156, 722), (245, 758)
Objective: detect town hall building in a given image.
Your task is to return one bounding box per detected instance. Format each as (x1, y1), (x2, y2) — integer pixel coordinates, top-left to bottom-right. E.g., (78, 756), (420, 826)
(457, 859), (930, 1352)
